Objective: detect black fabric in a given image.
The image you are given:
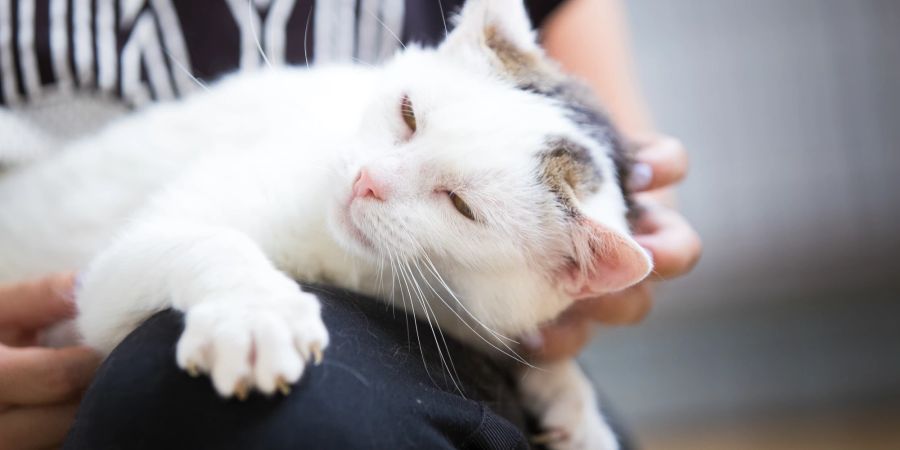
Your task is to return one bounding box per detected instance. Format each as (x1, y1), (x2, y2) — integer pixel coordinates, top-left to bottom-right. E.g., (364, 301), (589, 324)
(65, 287), (532, 450)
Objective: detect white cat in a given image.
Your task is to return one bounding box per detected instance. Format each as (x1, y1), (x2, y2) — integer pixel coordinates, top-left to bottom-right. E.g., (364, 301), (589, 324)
(0, 1), (650, 448)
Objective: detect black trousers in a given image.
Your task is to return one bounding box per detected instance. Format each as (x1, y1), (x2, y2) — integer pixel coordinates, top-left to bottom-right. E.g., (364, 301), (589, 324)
(64, 287), (632, 449)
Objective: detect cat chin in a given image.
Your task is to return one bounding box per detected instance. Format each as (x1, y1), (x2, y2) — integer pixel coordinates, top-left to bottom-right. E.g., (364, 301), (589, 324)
(343, 210), (374, 250)
(324, 202), (376, 261)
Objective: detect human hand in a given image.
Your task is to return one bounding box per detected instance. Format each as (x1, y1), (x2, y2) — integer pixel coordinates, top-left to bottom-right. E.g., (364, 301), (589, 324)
(526, 137), (702, 361)
(0, 274), (101, 450)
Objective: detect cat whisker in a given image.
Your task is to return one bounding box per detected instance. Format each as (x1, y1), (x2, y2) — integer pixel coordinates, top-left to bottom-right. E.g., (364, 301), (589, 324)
(247, 0), (273, 69)
(416, 254), (536, 369)
(362, 7), (406, 50)
(387, 248), (411, 353)
(410, 258), (465, 396)
(375, 249), (387, 315)
(436, 0), (449, 38)
(350, 57), (377, 69)
(394, 229), (534, 369)
(419, 254), (519, 345)
(391, 228), (505, 345)
(162, 48), (208, 92)
(303, 5), (313, 69)
(378, 250), (396, 319)
(404, 258), (464, 396)
(394, 251), (437, 387)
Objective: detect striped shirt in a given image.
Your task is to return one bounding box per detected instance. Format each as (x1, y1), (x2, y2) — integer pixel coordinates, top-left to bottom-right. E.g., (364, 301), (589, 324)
(0, 0), (564, 107)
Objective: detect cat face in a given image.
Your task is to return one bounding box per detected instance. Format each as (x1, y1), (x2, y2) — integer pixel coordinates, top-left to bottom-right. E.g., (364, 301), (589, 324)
(330, 0), (651, 334)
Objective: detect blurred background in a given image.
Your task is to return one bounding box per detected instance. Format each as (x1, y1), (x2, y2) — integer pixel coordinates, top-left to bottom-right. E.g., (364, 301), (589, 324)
(581, 0), (900, 448)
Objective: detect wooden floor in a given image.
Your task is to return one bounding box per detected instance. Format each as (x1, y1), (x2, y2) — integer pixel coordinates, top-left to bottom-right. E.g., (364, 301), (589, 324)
(638, 408), (900, 450)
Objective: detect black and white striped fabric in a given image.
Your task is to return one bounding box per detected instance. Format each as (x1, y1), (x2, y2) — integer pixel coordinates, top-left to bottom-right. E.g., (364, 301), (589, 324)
(0, 0), (564, 107)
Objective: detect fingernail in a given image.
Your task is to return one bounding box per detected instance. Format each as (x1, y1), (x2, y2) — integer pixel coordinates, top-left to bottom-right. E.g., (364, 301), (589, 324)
(521, 331), (544, 351)
(628, 162), (653, 191)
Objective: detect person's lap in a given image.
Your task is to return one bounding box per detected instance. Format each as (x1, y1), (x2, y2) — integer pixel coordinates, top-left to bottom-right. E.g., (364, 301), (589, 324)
(64, 286), (531, 450)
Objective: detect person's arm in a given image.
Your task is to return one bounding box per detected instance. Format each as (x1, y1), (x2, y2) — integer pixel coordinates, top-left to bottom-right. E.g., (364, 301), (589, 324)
(0, 273), (101, 450)
(542, 0), (652, 135)
(542, 0), (689, 201)
(529, 0), (702, 360)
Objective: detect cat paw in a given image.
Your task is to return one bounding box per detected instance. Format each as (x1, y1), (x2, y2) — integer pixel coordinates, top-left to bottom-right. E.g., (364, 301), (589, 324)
(536, 398), (619, 450)
(175, 288), (328, 399)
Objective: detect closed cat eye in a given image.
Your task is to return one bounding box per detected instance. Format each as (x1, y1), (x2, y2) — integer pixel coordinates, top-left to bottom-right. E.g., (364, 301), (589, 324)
(400, 95), (417, 133)
(449, 192), (475, 221)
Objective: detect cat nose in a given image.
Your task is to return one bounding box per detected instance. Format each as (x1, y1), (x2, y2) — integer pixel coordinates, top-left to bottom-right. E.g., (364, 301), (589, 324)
(352, 168), (386, 201)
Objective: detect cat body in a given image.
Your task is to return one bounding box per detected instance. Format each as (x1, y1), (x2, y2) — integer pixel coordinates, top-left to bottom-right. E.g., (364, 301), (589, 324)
(0, 1), (651, 448)
(0, 66), (370, 282)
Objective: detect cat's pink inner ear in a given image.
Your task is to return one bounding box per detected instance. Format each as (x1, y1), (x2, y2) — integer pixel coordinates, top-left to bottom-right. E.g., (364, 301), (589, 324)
(560, 220), (653, 300)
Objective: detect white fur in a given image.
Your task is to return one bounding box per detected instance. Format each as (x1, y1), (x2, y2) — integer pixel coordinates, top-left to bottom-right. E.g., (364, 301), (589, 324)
(521, 361), (620, 450)
(0, 109), (55, 166)
(0, 1), (644, 448)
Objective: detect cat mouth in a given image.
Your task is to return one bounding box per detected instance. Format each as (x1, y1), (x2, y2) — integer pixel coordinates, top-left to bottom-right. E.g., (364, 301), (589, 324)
(341, 203), (375, 249)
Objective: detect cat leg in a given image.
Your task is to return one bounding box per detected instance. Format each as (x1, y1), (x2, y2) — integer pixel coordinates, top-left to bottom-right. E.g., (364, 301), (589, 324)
(77, 220), (329, 398)
(520, 360), (619, 450)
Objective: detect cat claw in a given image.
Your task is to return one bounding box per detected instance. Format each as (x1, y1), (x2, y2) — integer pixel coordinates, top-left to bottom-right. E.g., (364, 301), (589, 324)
(275, 376), (291, 396)
(310, 343), (324, 365)
(234, 380), (250, 401)
(531, 428), (570, 445)
(186, 362), (200, 378)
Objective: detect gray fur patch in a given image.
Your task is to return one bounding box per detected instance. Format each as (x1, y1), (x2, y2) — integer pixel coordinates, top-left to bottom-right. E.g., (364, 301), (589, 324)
(538, 137), (604, 217)
(482, 25), (636, 213)
(523, 78), (635, 213)
(484, 26), (564, 92)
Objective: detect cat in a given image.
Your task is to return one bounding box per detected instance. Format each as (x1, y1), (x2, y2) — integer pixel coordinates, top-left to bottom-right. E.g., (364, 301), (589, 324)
(0, 1), (651, 448)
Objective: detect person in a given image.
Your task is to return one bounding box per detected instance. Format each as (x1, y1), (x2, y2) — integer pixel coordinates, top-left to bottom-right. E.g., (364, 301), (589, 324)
(0, 274), (99, 449)
(0, 0), (701, 448)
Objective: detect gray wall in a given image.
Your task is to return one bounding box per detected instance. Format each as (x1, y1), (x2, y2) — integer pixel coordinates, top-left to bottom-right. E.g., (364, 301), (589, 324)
(581, 0), (900, 427)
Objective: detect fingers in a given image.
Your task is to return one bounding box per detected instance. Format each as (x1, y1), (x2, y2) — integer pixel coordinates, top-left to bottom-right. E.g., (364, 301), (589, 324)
(527, 315), (594, 362)
(0, 402), (79, 450)
(529, 283), (654, 362)
(626, 136), (699, 278)
(0, 345), (100, 406)
(0, 273), (77, 330)
(634, 204), (702, 279)
(529, 283), (655, 361)
(0, 328), (39, 347)
(573, 283), (654, 325)
(628, 137), (689, 192)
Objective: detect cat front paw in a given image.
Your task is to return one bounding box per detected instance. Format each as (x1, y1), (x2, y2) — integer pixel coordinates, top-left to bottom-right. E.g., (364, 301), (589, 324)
(521, 362), (620, 450)
(535, 396), (618, 450)
(175, 288), (328, 399)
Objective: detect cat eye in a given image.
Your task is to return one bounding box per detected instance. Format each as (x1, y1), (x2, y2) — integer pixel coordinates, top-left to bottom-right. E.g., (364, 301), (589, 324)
(400, 95), (417, 133)
(449, 191), (475, 221)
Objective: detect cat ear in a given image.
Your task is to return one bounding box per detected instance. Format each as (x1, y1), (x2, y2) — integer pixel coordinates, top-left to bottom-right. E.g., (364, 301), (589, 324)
(441, 0), (540, 58)
(559, 218), (653, 300)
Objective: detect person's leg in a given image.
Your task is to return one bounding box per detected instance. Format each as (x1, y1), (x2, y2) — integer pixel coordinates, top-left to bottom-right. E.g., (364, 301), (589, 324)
(64, 288), (530, 450)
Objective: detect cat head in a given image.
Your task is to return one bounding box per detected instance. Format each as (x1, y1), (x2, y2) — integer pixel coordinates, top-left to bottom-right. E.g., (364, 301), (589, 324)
(330, 0), (652, 337)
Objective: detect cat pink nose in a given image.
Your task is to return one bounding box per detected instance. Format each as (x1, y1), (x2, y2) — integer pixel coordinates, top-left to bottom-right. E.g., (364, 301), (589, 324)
(352, 168), (385, 201)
